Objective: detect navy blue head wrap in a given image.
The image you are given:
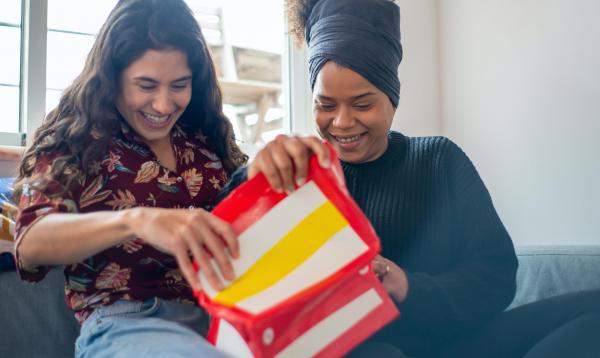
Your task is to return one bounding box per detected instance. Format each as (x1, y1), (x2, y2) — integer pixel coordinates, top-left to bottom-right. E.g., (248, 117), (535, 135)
(305, 0), (403, 107)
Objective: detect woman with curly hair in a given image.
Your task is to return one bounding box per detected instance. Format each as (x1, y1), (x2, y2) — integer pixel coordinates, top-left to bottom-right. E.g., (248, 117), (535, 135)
(13, 0), (250, 356)
(240, 0), (600, 356)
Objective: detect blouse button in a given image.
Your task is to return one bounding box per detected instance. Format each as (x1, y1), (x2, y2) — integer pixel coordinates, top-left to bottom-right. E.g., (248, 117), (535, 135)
(177, 176), (183, 182)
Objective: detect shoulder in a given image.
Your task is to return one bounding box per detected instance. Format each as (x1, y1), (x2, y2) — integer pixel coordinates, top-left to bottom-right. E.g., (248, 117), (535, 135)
(393, 132), (468, 166)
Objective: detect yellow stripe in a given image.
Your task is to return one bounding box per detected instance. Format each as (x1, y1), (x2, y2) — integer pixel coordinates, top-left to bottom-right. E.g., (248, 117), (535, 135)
(214, 201), (347, 307)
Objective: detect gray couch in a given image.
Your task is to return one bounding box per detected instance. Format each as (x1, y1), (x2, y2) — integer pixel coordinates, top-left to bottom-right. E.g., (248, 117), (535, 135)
(1, 245), (599, 357)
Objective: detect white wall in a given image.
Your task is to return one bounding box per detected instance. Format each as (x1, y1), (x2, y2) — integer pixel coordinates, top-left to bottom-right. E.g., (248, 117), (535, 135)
(392, 0), (441, 136)
(438, 0), (600, 245)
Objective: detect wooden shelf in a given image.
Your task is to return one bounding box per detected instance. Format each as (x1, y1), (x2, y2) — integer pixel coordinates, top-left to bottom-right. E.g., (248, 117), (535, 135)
(219, 79), (281, 105)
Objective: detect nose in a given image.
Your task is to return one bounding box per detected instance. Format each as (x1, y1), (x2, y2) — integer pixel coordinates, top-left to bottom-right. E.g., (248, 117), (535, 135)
(332, 105), (355, 129)
(152, 88), (176, 115)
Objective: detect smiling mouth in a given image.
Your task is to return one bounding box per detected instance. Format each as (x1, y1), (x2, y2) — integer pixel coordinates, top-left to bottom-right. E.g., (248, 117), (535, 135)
(141, 111), (171, 124)
(332, 133), (365, 144)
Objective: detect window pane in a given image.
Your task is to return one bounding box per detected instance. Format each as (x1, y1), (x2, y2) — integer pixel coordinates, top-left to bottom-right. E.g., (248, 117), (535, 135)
(0, 86), (20, 133)
(0, 0), (21, 25)
(46, 31), (95, 90)
(185, 0), (287, 152)
(0, 26), (21, 85)
(48, 0), (118, 34)
(46, 89), (63, 115)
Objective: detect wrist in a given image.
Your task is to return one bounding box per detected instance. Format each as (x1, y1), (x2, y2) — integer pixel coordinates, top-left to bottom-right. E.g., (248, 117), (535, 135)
(120, 208), (144, 242)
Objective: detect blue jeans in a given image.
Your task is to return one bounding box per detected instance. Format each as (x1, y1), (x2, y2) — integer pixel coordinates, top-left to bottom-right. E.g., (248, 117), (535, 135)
(75, 298), (230, 358)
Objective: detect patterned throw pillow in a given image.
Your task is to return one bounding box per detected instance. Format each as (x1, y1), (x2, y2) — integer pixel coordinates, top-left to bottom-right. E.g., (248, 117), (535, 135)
(0, 178), (16, 270)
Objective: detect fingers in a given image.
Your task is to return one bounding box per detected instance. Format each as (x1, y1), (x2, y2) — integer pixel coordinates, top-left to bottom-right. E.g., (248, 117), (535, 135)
(249, 134), (331, 193)
(253, 143), (285, 192)
(372, 255), (389, 279)
(173, 244), (202, 292)
(299, 136), (331, 169)
(209, 215), (239, 259)
(196, 221), (235, 282)
(193, 244), (225, 291)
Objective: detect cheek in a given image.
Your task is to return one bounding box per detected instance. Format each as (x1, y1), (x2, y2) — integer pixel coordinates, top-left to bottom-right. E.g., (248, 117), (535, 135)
(119, 91), (146, 112)
(314, 112), (331, 135)
(177, 89), (193, 109)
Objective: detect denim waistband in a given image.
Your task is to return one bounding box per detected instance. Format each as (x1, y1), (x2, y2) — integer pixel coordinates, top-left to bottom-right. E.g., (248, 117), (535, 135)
(84, 298), (158, 325)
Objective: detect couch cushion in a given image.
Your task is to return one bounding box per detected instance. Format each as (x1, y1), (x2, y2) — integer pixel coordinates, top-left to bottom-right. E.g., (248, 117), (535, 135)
(0, 268), (79, 358)
(510, 245), (600, 309)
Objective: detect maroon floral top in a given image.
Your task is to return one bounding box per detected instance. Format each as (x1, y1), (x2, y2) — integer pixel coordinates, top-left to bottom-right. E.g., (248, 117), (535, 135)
(15, 122), (228, 324)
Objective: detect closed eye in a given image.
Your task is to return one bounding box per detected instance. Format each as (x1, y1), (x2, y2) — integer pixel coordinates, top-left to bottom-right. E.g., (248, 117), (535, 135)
(316, 102), (336, 111)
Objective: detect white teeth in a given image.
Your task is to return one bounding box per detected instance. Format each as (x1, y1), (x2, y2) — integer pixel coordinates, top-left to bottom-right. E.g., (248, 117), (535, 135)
(335, 134), (361, 144)
(142, 112), (169, 123)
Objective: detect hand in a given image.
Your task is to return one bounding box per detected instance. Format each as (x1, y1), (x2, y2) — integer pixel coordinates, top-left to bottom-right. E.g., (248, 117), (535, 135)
(248, 134), (331, 193)
(372, 255), (409, 303)
(128, 207), (239, 292)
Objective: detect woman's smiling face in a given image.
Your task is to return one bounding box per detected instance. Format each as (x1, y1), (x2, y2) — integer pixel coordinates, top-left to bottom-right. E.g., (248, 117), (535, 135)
(116, 49), (192, 148)
(313, 62), (396, 164)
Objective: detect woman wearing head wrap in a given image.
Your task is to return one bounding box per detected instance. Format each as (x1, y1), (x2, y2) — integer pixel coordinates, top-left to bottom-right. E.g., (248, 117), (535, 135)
(238, 0), (600, 356)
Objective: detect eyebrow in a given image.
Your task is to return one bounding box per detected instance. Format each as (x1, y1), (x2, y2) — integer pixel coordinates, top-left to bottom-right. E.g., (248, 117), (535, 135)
(315, 92), (376, 101)
(133, 75), (193, 83)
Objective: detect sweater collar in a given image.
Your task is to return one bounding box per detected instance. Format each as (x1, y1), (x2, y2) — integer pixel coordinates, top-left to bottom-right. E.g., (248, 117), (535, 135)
(340, 131), (406, 171)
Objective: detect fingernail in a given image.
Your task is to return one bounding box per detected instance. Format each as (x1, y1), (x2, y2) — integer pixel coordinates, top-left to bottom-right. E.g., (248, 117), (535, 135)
(286, 186), (295, 194)
(296, 177), (306, 186)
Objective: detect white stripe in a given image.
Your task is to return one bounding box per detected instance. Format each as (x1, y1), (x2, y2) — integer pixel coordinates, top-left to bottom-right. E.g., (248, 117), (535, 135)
(276, 288), (383, 358)
(200, 181), (328, 298)
(215, 319), (254, 358)
(236, 225), (369, 313)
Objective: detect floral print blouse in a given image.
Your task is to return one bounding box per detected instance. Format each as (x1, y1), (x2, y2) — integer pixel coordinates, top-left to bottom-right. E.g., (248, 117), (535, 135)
(15, 122), (228, 324)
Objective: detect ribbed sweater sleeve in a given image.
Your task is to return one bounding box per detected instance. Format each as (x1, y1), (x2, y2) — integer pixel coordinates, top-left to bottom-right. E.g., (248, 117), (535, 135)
(398, 140), (517, 334)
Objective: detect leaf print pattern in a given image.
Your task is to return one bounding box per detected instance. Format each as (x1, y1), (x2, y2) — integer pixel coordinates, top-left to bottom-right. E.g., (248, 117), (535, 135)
(182, 168), (203, 198)
(134, 161), (161, 183)
(101, 151), (123, 173)
(68, 292), (89, 311)
(95, 263), (131, 290)
(80, 175), (112, 208)
(105, 190), (137, 210)
(199, 148), (220, 161)
(165, 269), (187, 292)
(195, 131), (207, 143)
(209, 176), (222, 190)
(204, 161), (223, 169)
(180, 147), (194, 165)
(158, 183), (180, 194)
(158, 171), (177, 186)
(114, 164), (135, 174)
(89, 161), (102, 175)
(199, 148), (223, 169)
(68, 276), (93, 292)
(146, 192), (157, 206)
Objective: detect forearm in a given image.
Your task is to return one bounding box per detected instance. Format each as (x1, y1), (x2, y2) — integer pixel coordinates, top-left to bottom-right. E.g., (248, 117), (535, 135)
(17, 209), (139, 268)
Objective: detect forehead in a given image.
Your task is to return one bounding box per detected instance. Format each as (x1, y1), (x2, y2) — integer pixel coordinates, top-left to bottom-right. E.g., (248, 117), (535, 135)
(122, 49), (191, 79)
(314, 62), (383, 98)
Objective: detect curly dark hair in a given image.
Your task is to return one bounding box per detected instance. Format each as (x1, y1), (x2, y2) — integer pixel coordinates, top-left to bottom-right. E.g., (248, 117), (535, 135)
(14, 0), (247, 201)
(285, 0), (322, 45)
